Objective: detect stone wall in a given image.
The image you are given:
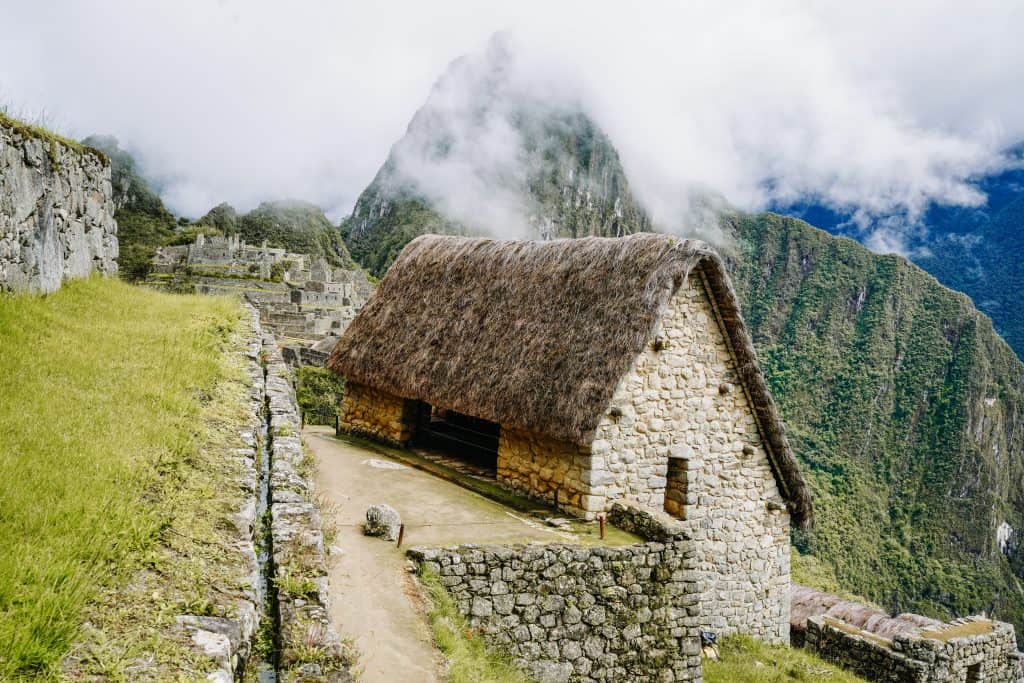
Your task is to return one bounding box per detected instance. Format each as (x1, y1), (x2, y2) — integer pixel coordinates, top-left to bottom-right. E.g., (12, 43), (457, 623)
(163, 309), (265, 681)
(1, 122), (118, 292)
(591, 269), (791, 642)
(338, 381), (416, 445)
(408, 502), (703, 683)
(496, 269), (790, 642)
(263, 336), (353, 681)
(496, 428), (602, 519)
(805, 615), (1024, 682)
(282, 344), (329, 368)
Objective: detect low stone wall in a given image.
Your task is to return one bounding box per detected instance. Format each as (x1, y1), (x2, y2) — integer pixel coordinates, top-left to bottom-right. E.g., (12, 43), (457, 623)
(169, 309), (265, 681)
(804, 614), (1023, 682)
(338, 381), (415, 445)
(282, 344), (329, 368)
(264, 337), (353, 681)
(408, 502), (703, 683)
(497, 427), (603, 519)
(1, 121), (118, 292)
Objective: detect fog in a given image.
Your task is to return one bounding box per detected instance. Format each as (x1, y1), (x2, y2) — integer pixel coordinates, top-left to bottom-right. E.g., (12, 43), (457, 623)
(3, 0), (1022, 252)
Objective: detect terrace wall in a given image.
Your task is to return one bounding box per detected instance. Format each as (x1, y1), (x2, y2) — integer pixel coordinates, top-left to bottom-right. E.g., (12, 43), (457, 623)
(337, 381), (416, 445)
(409, 502), (703, 682)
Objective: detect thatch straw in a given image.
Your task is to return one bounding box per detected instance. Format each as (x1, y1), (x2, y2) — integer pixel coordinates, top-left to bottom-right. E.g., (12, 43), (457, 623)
(328, 233), (812, 527)
(790, 585), (943, 640)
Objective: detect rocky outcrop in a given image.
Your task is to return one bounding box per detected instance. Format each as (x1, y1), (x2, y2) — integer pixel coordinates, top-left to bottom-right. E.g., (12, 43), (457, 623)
(1, 119), (118, 292)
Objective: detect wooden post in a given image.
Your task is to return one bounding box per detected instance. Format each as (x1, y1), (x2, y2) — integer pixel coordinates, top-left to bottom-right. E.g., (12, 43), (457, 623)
(599, 515), (606, 540)
(396, 523), (405, 548)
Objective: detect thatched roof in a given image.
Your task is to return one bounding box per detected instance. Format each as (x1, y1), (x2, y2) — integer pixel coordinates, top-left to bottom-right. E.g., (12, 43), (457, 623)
(790, 585), (943, 640)
(328, 233), (812, 527)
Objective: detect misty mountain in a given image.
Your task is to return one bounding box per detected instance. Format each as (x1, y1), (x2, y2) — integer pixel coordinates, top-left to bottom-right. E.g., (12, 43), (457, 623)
(199, 200), (356, 268)
(778, 153), (1024, 359)
(81, 135), (178, 280)
(341, 48), (1024, 632)
(82, 136), (357, 276)
(341, 35), (649, 275)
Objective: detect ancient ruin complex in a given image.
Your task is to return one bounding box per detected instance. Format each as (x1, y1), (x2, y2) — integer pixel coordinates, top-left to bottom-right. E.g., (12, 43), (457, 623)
(151, 233), (372, 344)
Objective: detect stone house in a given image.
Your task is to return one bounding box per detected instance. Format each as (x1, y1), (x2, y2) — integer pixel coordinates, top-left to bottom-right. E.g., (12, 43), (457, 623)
(327, 233), (814, 642)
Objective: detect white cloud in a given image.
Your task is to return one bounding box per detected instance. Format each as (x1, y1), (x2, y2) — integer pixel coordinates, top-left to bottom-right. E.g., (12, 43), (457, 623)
(2, 0), (1022, 250)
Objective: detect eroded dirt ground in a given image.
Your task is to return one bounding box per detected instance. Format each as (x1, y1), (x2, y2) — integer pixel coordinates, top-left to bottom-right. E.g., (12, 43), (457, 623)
(306, 426), (592, 683)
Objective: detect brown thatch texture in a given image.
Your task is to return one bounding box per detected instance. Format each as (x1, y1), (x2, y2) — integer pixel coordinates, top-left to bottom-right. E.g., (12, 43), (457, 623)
(328, 233), (812, 527)
(790, 585), (943, 640)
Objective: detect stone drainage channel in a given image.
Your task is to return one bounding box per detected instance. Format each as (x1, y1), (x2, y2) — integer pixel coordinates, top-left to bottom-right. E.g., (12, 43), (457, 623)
(259, 327), (351, 682)
(180, 309), (350, 682)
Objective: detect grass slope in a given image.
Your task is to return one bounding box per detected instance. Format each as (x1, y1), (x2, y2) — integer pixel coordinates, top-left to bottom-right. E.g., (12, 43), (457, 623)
(704, 636), (867, 683)
(0, 277), (242, 678)
(420, 571), (532, 683)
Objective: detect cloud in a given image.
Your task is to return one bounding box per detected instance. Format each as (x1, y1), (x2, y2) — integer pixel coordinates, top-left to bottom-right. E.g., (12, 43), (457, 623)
(2, 0), (1023, 251)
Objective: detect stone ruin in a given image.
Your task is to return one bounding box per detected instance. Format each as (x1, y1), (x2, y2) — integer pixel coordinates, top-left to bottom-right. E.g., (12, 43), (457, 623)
(151, 233), (373, 351)
(407, 501), (704, 683)
(791, 585), (1024, 682)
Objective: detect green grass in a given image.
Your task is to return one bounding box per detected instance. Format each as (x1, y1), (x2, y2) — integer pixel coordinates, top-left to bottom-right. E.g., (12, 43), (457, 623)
(419, 571), (533, 683)
(704, 636), (868, 683)
(0, 276), (243, 679)
(295, 366), (346, 425)
(0, 110), (107, 164)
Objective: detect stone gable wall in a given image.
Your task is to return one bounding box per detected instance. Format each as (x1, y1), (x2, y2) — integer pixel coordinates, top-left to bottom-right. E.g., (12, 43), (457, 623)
(591, 269), (791, 642)
(805, 615), (1024, 682)
(497, 269), (791, 642)
(338, 381), (415, 445)
(1, 124), (118, 292)
(409, 503), (703, 683)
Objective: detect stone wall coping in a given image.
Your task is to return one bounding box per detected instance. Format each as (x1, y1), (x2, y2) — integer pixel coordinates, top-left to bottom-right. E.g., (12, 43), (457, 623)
(607, 500), (693, 543)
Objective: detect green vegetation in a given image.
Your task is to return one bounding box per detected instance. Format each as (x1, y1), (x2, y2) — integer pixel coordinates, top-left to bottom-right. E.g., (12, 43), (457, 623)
(419, 570), (533, 683)
(916, 193), (1024, 358)
(791, 549), (876, 604)
(0, 277), (246, 678)
(703, 635), (867, 683)
(296, 366), (346, 425)
(729, 211), (1024, 629)
(81, 135), (178, 281)
(197, 201), (239, 233)
(237, 199), (356, 268)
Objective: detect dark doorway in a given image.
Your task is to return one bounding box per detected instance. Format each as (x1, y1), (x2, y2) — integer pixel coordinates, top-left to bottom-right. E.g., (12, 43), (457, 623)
(965, 663), (982, 683)
(413, 402), (499, 472)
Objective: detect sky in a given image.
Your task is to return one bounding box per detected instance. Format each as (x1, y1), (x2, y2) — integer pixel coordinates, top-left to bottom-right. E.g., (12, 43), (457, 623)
(3, 1), (1024, 253)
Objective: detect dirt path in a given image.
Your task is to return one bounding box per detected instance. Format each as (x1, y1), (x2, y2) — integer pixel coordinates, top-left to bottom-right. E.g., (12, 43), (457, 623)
(306, 427), (577, 683)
